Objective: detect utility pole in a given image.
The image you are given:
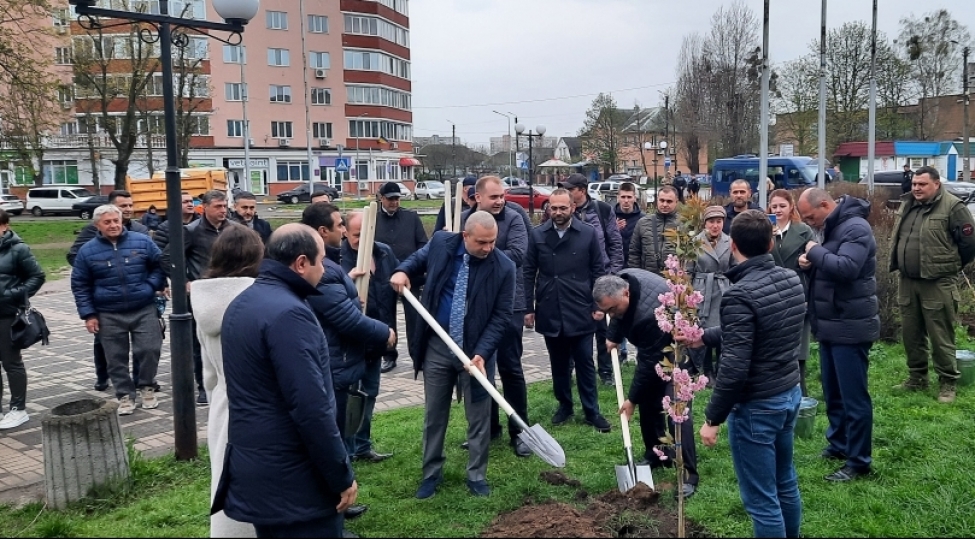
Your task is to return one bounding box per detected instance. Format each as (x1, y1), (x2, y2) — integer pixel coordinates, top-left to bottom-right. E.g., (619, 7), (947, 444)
(759, 0), (770, 210)
(664, 94), (670, 174)
(866, 0), (877, 196)
(817, 0), (827, 189)
(451, 123), (457, 178)
(963, 46), (971, 182)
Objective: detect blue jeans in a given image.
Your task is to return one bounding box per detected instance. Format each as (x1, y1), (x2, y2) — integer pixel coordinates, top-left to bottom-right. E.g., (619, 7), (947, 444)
(727, 385), (803, 538)
(346, 357), (382, 455)
(820, 341), (873, 471)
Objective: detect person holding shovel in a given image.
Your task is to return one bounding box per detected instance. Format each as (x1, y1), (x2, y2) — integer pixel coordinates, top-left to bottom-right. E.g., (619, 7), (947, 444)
(390, 211), (515, 499)
(594, 270), (700, 500)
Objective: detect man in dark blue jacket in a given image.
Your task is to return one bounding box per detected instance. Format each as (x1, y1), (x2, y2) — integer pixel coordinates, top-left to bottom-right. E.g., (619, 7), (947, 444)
(390, 211), (515, 499)
(615, 182), (644, 265)
(67, 189), (150, 392)
(229, 191), (273, 243)
(213, 224), (357, 538)
(686, 210), (806, 538)
(341, 211), (399, 464)
(798, 189), (878, 483)
(461, 176), (532, 457)
(524, 189), (611, 433)
(302, 203), (396, 437)
(71, 205), (166, 416)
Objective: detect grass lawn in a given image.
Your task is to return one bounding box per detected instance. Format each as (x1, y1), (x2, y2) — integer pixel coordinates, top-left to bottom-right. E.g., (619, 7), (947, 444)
(10, 220), (86, 246)
(32, 248), (71, 281)
(2, 337), (975, 537)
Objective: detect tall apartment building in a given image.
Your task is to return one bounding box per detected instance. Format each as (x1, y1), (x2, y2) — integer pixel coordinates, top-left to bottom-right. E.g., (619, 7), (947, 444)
(1, 0), (415, 197)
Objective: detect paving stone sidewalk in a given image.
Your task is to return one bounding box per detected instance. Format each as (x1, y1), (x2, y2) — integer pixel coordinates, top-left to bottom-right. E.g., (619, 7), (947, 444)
(0, 278), (556, 500)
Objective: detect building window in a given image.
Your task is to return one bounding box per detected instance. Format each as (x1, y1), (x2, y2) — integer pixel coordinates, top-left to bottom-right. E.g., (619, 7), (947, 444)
(309, 51), (330, 69)
(227, 120), (244, 138)
(313, 122), (333, 139)
(310, 88), (331, 105)
(55, 47), (73, 65)
(370, 0), (409, 16)
(343, 14), (409, 47)
(53, 8), (70, 27)
(346, 84), (411, 110)
(57, 86), (73, 105)
(222, 44), (245, 64)
(266, 11), (288, 30)
(343, 49), (410, 79)
(349, 119), (412, 141)
(267, 48), (290, 67)
(225, 82), (246, 101)
(270, 85), (292, 103)
(277, 160), (309, 181)
(42, 160), (80, 185)
(308, 15), (328, 33)
(60, 122), (78, 135)
(271, 121), (294, 139)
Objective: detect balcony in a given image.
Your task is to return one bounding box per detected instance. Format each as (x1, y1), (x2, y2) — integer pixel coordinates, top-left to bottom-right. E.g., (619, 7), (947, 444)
(0, 134), (169, 150)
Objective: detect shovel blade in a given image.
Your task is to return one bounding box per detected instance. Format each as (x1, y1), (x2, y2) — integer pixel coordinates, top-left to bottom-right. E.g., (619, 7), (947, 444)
(518, 424), (566, 468)
(615, 464), (654, 493)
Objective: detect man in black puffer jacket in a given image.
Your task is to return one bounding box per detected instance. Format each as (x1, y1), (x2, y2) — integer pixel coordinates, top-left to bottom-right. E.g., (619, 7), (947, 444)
(688, 210), (806, 539)
(797, 189), (878, 483)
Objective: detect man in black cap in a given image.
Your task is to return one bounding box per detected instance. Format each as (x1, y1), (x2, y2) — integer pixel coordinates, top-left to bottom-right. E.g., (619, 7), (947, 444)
(374, 181), (428, 374)
(434, 176), (477, 232)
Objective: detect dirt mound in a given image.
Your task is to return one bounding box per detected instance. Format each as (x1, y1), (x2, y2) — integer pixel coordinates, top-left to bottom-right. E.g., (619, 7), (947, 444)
(482, 477), (704, 538)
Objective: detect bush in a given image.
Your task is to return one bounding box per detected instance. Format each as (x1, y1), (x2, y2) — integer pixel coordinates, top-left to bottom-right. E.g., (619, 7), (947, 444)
(827, 183), (901, 341)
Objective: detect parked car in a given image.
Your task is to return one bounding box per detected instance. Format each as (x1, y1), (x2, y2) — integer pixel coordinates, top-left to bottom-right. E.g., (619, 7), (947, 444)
(502, 176), (527, 188)
(607, 174), (632, 182)
(26, 186), (94, 216)
(276, 183), (340, 204)
(0, 195), (24, 216)
(592, 181), (623, 197)
(588, 182), (601, 200)
(414, 181), (446, 200)
(72, 195), (110, 220)
(395, 182), (413, 200)
(711, 155), (834, 196)
(505, 186), (552, 212)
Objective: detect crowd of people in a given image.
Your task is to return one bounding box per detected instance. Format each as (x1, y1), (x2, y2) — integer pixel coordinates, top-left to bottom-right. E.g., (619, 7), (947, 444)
(0, 163), (957, 538)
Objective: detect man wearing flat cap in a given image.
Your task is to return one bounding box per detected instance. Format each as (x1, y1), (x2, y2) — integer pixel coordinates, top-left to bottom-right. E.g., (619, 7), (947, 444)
(375, 181), (428, 374)
(434, 176), (477, 232)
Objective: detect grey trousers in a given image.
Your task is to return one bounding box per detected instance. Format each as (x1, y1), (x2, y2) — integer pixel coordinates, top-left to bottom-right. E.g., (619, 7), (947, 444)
(99, 303), (163, 400)
(422, 337), (491, 483)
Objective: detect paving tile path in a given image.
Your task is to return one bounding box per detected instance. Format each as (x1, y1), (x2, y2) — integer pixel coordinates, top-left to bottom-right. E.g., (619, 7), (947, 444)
(0, 277), (556, 500)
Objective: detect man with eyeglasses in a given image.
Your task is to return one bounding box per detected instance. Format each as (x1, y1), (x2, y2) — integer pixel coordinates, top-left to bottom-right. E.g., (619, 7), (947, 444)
(524, 189), (611, 433)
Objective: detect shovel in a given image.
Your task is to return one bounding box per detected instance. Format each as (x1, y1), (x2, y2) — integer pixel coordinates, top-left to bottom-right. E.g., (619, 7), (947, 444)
(609, 318), (653, 492)
(344, 382), (369, 439)
(402, 288), (566, 468)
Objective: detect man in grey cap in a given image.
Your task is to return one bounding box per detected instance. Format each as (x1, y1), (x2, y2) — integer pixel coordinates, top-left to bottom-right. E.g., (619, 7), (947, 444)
(374, 181), (428, 374)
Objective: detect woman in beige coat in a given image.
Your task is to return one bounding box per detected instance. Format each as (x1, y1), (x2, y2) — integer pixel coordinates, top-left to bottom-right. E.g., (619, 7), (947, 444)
(190, 226), (264, 538)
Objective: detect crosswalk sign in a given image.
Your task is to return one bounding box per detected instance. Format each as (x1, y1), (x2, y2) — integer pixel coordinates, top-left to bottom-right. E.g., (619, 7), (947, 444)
(335, 157), (350, 173)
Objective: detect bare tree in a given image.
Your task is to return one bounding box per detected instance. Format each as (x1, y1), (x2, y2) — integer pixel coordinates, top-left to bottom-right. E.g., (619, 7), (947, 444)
(898, 9), (972, 140)
(821, 22), (876, 149)
(0, 0), (52, 87)
(875, 52), (914, 140)
(580, 93), (628, 176)
(673, 35), (707, 173)
(0, 74), (62, 186)
(419, 144), (451, 180)
(773, 55), (819, 155)
(72, 4), (161, 188)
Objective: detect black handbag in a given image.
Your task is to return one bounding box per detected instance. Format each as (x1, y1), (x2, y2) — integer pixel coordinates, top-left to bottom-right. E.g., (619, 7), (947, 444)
(11, 290), (50, 349)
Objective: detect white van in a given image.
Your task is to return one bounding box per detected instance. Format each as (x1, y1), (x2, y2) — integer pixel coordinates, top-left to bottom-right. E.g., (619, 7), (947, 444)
(26, 187), (93, 216)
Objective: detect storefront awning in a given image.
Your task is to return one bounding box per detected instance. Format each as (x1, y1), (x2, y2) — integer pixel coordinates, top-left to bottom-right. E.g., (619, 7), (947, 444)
(399, 157), (422, 166)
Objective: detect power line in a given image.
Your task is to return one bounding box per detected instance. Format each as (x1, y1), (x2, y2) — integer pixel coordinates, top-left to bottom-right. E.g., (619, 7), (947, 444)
(412, 81), (676, 109)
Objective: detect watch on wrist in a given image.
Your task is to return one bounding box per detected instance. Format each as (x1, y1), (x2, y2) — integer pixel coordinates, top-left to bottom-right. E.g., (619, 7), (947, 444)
(705, 418), (718, 428)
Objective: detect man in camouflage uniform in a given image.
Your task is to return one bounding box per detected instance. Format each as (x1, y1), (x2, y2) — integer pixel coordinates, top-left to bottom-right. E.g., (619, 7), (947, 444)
(890, 166), (975, 403)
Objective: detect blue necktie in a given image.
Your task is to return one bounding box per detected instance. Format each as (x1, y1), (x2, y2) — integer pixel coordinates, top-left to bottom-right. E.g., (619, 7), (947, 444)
(449, 253), (469, 349)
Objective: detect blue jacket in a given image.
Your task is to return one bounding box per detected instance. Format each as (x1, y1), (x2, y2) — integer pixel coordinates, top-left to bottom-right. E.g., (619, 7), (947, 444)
(575, 195), (624, 274)
(525, 217), (607, 337)
(615, 203), (644, 265)
(213, 260), (354, 525)
(71, 229), (165, 319)
(461, 202), (530, 312)
(341, 239), (399, 336)
(307, 258), (391, 389)
(805, 195), (880, 344)
(395, 231), (515, 402)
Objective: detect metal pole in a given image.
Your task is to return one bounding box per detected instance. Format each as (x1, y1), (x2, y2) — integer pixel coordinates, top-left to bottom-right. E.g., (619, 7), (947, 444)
(664, 95), (670, 175)
(298, 0), (315, 196)
(514, 116), (520, 179)
(759, 0), (770, 209)
(451, 123), (457, 178)
(867, 0), (877, 196)
(240, 58), (251, 193)
(492, 111), (511, 178)
(963, 46), (971, 182)
(817, 0), (827, 189)
(528, 132), (535, 217)
(159, 0), (197, 461)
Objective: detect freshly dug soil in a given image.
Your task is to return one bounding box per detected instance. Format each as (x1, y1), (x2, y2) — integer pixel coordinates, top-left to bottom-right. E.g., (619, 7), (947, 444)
(481, 473), (704, 538)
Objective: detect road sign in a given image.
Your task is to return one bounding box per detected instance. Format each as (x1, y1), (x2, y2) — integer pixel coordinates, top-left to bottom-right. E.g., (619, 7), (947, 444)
(335, 157), (350, 173)
(664, 158), (672, 168)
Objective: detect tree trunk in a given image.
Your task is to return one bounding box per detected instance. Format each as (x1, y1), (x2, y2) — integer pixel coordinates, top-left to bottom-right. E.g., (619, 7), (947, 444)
(42, 398), (130, 509)
(114, 159), (129, 190)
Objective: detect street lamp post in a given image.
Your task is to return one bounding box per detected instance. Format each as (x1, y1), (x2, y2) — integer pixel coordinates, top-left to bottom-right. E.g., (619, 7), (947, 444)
(69, 0), (260, 461)
(354, 113), (368, 198)
(644, 141), (655, 210)
(515, 123), (546, 218)
(492, 111), (512, 178)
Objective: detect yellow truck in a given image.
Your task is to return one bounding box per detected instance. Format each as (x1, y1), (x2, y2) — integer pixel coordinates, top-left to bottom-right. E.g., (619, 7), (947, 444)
(126, 167), (232, 215)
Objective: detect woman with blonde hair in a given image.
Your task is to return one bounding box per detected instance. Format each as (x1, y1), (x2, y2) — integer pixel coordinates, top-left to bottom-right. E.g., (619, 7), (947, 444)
(768, 189), (815, 396)
(190, 225), (263, 538)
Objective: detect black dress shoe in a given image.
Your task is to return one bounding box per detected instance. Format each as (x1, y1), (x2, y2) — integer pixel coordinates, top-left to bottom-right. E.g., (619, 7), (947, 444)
(344, 504), (368, 520)
(825, 465), (870, 482)
(512, 438), (532, 458)
(551, 408), (574, 425)
(585, 414), (612, 433)
(94, 379), (110, 391)
(354, 449), (392, 463)
(679, 483), (697, 499)
(820, 448), (847, 461)
(380, 359), (396, 373)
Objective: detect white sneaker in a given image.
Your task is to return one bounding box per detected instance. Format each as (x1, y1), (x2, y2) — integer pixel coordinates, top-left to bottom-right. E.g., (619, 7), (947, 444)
(0, 408), (29, 429)
(139, 388), (159, 409)
(118, 396), (136, 416)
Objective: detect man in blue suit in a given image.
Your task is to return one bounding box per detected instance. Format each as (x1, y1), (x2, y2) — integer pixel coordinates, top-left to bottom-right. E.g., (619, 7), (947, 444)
(391, 211), (515, 500)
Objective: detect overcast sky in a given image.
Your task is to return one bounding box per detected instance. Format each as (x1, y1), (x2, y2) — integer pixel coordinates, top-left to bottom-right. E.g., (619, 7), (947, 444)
(409, 0), (973, 148)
